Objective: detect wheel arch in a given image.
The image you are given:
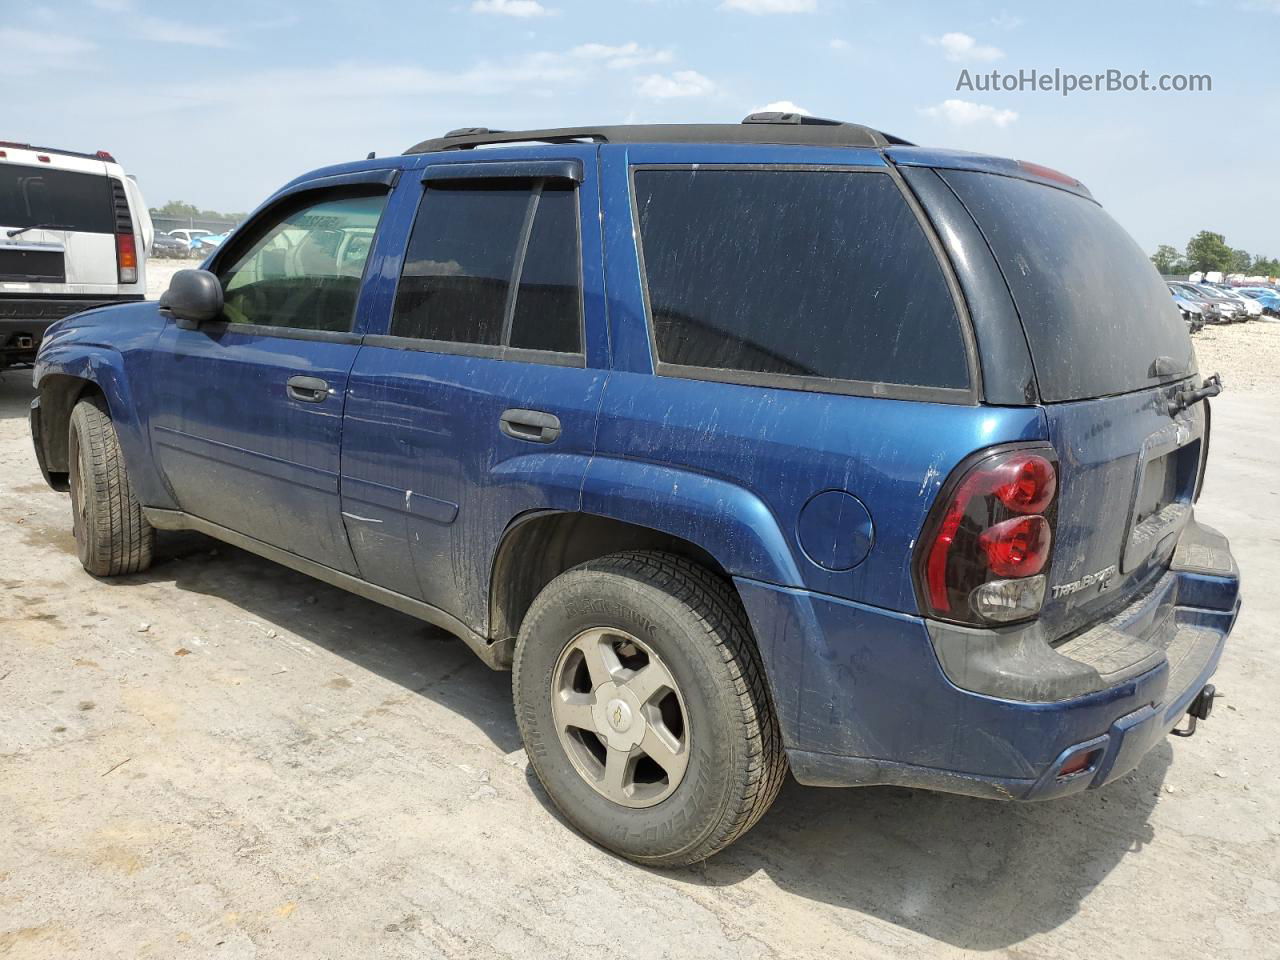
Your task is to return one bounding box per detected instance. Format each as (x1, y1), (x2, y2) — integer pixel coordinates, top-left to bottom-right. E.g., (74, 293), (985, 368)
(34, 345), (175, 508)
(489, 511), (737, 654)
(35, 373), (105, 487)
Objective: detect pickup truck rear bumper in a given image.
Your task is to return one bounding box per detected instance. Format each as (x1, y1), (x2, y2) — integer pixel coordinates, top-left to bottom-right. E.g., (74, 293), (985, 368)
(735, 515), (1239, 800)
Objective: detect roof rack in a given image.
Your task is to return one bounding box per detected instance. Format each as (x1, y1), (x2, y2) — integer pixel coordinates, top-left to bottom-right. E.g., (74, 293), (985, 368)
(0, 141), (115, 163)
(404, 113), (915, 155)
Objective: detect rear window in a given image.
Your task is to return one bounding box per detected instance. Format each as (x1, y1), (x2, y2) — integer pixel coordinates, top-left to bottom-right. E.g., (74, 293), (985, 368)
(942, 171), (1194, 402)
(0, 163), (115, 234)
(633, 168), (970, 393)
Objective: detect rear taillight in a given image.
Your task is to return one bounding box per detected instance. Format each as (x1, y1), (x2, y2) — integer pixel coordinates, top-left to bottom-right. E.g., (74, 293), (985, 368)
(917, 446), (1058, 626)
(116, 233), (138, 283)
(109, 178), (137, 284)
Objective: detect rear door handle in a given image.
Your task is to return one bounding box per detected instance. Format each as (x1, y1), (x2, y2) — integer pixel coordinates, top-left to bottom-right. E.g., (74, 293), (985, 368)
(287, 375), (329, 403)
(499, 408), (561, 444)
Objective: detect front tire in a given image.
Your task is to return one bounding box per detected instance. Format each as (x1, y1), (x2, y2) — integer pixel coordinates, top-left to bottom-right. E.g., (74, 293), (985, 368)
(513, 551), (786, 866)
(68, 395), (154, 576)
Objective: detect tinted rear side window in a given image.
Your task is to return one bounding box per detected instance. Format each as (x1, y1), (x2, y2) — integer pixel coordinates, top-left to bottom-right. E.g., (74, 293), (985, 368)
(392, 182), (528, 345)
(943, 171), (1194, 402)
(634, 168), (969, 391)
(392, 180), (582, 354)
(0, 164), (115, 234)
(509, 183), (582, 353)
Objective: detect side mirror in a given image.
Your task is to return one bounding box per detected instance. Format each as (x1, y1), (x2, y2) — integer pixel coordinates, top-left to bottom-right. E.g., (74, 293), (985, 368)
(159, 269), (223, 330)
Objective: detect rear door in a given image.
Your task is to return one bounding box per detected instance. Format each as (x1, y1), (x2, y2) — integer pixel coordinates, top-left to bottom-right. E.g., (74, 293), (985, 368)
(339, 150), (606, 630)
(148, 177), (393, 573)
(0, 156), (117, 292)
(938, 169), (1205, 639)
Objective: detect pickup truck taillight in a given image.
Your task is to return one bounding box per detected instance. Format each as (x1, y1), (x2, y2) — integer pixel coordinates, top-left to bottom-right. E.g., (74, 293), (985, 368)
(916, 446), (1058, 626)
(109, 177), (137, 284)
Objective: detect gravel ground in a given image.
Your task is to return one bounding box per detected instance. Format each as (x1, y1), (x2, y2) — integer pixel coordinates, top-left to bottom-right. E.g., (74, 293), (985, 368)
(2, 286), (1277, 958)
(145, 259), (188, 300)
(1191, 317), (1280, 393)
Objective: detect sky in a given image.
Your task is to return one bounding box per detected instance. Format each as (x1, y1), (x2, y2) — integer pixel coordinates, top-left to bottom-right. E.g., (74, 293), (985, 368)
(2, 0), (1277, 257)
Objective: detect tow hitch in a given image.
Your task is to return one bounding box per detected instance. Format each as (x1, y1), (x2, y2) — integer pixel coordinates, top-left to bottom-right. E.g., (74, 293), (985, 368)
(1171, 683), (1217, 738)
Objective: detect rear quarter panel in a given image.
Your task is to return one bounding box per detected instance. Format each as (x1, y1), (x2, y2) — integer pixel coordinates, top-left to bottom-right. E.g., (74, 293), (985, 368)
(595, 142), (1046, 611)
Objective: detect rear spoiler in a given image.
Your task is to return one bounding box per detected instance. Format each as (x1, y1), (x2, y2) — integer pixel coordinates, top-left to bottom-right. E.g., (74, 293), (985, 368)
(886, 147), (1096, 202)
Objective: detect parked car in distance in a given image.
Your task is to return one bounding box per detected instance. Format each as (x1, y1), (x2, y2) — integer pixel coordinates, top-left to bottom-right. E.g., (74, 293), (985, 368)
(1203, 284), (1261, 319)
(1170, 281), (1239, 322)
(1168, 286), (1206, 332)
(189, 231), (228, 258)
(1235, 286), (1280, 316)
(151, 232), (188, 259)
(165, 228), (213, 257)
(29, 115), (1240, 866)
(0, 141), (151, 369)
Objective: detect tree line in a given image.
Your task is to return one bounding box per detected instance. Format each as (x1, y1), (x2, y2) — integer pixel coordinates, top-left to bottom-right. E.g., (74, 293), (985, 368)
(148, 200), (247, 223)
(1151, 231), (1279, 277)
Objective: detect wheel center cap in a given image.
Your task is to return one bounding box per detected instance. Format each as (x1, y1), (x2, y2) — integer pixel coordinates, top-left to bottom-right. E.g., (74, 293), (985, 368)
(606, 699), (632, 732)
(591, 682), (645, 751)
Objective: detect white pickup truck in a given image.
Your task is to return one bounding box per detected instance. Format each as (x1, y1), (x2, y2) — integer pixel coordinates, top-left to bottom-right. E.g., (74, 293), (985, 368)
(0, 142), (152, 369)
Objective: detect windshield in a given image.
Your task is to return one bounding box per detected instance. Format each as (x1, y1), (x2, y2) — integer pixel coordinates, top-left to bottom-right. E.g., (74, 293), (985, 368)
(0, 163), (115, 234)
(944, 170), (1195, 402)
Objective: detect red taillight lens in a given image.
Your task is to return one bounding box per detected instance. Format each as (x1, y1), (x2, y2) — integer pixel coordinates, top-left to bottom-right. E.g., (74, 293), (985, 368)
(994, 454), (1056, 514)
(116, 233), (138, 284)
(979, 515), (1051, 577)
(918, 447), (1058, 624)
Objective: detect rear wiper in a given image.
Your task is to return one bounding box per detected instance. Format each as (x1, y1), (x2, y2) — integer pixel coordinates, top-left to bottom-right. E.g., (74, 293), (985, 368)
(1168, 373), (1222, 416)
(5, 223), (75, 238)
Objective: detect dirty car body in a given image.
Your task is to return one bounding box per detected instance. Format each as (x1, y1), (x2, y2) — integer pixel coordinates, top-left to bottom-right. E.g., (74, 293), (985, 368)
(30, 117), (1240, 858)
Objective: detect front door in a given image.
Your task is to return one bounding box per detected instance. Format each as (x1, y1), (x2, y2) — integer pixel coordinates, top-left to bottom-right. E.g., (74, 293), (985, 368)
(339, 152), (607, 630)
(148, 183), (391, 574)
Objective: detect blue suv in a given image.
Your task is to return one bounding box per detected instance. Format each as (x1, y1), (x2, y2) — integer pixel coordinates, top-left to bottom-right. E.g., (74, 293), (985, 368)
(29, 115), (1241, 865)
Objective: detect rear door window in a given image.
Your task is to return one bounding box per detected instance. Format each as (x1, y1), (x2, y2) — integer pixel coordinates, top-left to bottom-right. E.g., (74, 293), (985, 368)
(942, 171), (1194, 402)
(633, 168), (970, 394)
(0, 164), (114, 234)
(390, 179), (583, 356)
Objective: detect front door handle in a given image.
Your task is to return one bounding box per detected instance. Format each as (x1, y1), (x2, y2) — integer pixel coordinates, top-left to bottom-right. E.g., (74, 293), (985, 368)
(287, 375), (329, 403)
(500, 408), (561, 444)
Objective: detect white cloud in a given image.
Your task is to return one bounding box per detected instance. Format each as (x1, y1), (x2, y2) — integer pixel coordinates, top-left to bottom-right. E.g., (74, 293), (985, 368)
(471, 0), (554, 17)
(720, 0), (817, 13)
(920, 99), (1018, 127)
(829, 38), (849, 50)
(139, 17), (232, 48)
(990, 11), (1024, 30)
(570, 42), (672, 69)
(0, 27), (95, 57)
(926, 32), (1004, 62)
(636, 70), (716, 99)
(753, 100), (811, 115)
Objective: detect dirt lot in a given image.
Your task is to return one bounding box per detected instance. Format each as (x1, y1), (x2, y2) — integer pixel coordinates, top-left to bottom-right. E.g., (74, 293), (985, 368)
(1, 311), (1278, 959)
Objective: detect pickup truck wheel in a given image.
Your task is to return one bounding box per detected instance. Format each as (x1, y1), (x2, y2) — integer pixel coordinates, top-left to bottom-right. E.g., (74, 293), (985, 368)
(513, 551), (786, 866)
(68, 395), (154, 576)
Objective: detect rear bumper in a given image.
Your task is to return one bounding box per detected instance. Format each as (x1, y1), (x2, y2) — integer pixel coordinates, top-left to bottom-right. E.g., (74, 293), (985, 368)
(737, 515), (1239, 800)
(0, 295), (144, 353)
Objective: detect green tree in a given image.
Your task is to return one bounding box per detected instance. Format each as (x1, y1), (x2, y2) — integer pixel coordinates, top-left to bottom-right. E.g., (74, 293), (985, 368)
(1251, 254), (1280, 277)
(1184, 231), (1233, 274)
(1150, 244), (1184, 275)
(148, 200), (246, 222)
(1229, 248), (1252, 274)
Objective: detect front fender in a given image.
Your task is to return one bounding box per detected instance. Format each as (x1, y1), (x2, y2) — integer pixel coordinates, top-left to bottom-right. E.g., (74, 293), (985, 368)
(34, 341), (176, 509)
(580, 455), (803, 587)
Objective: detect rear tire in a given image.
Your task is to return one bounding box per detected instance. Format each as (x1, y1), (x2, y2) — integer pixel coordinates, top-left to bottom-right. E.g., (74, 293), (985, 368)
(513, 551), (786, 866)
(68, 395), (154, 576)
